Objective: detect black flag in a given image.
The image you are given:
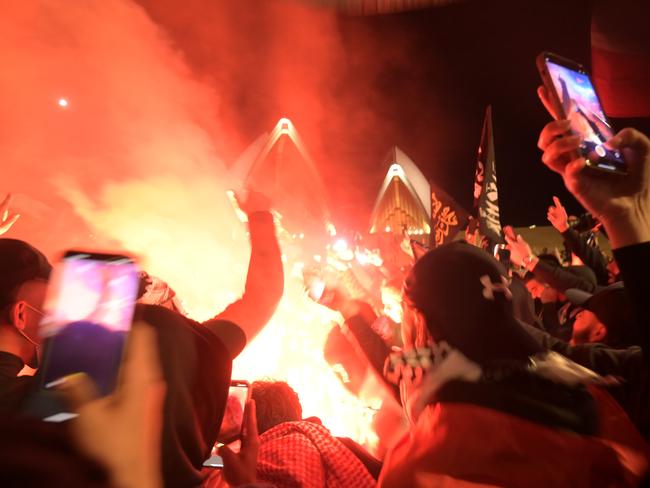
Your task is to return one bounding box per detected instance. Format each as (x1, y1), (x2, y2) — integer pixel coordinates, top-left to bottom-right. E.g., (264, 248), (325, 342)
(473, 105), (503, 246)
(430, 181), (469, 248)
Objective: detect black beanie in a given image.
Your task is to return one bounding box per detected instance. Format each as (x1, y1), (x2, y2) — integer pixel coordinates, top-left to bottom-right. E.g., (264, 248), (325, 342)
(404, 242), (542, 365)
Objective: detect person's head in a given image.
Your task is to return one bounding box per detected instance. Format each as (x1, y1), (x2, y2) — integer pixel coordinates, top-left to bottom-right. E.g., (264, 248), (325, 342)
(526, 277), (548, 298)
(136, 272), (186, 315)
(0, 239), (51, 365)
(566, 285), (638, 348)
(572, 309), (607, 344)
(565, 265), (598, 290)
(403, 242), (541, 365)
(250, 381), (302, 435)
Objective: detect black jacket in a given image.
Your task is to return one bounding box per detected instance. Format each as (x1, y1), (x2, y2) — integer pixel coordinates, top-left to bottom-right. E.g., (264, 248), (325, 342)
(532, 259), (598, 293)
(522, 241), (650, 440)
(562, 228), (611, 286)
(523, 323), (648, 440)
(1, 305), (233, 488)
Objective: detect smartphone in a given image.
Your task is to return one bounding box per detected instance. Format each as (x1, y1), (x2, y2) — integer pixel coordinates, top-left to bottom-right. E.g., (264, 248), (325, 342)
(39, 251), (139, 398)
(217, 380), (251, 444)
(537, 52), (627, 175)
(202, 453), (224, 469)
(203, 380), (250, 469)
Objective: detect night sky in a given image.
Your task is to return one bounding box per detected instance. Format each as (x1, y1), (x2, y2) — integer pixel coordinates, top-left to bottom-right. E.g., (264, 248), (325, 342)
(138, 0), (599, 230)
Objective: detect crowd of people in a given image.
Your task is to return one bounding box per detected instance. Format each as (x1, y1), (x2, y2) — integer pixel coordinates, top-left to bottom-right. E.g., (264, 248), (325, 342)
(1, 81), (650, 488)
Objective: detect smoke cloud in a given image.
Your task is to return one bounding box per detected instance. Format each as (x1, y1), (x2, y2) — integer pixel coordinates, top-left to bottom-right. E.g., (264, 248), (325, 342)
(0, 0), (402, 446)
(0, 0), (250, 316)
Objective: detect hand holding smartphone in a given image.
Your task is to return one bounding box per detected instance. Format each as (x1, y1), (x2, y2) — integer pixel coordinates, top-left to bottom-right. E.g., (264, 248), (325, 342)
(203, 380), (251, 469)
(537, 52), (627, 175)
(39, 251), (139, 401)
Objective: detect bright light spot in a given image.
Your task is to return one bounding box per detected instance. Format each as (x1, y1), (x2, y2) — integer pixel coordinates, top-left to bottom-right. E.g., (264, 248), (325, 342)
(278, 117), (293, 134)
(331, 238), (354, 262)
(388, 163), (405, 178)
(355, 249), (383, 267)
(385, 226), (391, 233)
(291, 262), (305, 279)
(232, 271), (381, 452)
(332, 238), (348, 253)
(307, 276), (326, 302)
(57, 98), (69, 108)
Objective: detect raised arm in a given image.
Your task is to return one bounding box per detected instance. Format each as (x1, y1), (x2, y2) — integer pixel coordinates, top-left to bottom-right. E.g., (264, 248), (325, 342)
(538, 85), (650, 360)
(504, 225), (596, 292)
(205, 191), (284, 343)
(547, 196), (610, 285)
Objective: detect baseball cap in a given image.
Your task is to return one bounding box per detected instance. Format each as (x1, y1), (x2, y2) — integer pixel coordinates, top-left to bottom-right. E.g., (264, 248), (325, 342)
(0, 239), (52, 310)
(565, 283), (639, 347)
(564, 265), (598, 290)
(405, 242), (542, 365)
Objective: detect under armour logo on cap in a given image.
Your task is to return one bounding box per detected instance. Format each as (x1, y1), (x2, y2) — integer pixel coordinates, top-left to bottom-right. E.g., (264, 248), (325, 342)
(480, 275), (513, 301)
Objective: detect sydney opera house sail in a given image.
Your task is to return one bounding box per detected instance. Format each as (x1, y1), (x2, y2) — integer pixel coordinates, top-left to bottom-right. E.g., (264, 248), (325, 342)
(369, 146), (431, 239)
(235, 118), (330, 235)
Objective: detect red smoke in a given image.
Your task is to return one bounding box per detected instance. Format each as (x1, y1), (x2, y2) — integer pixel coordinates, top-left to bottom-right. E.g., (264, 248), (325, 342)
(0, 0), (402, 451)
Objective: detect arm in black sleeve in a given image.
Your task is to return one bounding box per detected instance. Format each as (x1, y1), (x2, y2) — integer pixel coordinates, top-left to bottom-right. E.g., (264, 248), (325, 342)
(521, 319), (647, 437)
(613, 242), (650, 362)
(522, 320), (642, 376)
(344, 315), (392, 380)
(341, 305), (400, 403)
(562, 228), (610, 285)
(532, 259), (597, 293)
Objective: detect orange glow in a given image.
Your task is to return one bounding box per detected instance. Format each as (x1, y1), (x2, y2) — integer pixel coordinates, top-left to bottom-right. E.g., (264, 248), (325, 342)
(1, 1), (386, 455)
(225, 219), (381, 452)
(232, 269), (382, 452)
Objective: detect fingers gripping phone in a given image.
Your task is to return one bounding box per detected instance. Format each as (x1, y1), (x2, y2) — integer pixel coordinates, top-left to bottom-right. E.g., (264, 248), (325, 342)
(537, 52), (627, 175)
(39, 251), (139, 399)
(203, 380), (251, 469)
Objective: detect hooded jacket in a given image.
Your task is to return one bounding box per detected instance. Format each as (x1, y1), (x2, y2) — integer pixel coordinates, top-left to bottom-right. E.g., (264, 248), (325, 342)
(381, 243), (649, 487)
(380, 347), (649, 488)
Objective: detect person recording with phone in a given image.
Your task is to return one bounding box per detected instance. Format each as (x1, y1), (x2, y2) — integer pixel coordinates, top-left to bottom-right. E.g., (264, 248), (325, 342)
(534, 81), (650, 443)
(0, 239), (235, 487)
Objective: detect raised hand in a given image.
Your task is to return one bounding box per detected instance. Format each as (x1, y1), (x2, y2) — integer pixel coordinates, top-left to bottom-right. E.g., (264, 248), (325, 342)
(234, 189), (272, 216)
(547, 196), (569, 233)
(538, 85), (650, 248)
(60, 324), (166, 488)
(219, 400), (259, 487)
(0, 193), (20, 235)
(504, 225), (534, 268)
